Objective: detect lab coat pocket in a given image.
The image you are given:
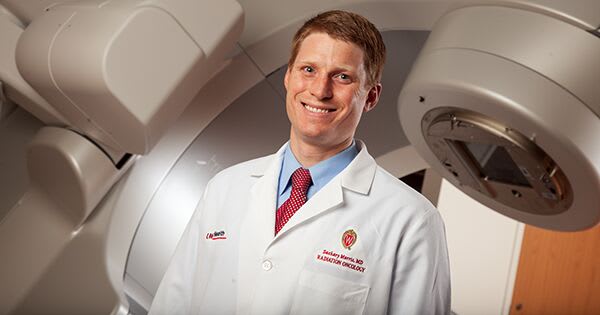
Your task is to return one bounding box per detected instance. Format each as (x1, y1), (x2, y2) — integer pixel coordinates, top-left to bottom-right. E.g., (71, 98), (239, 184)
(289, 269), (369, 315)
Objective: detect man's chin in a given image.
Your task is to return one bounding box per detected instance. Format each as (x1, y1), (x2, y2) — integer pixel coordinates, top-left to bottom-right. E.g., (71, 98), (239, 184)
(294, 133), (351, 150)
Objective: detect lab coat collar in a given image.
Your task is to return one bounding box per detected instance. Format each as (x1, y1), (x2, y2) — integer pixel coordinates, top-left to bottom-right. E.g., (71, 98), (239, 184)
(340, 140), (376, 195)
(249, 142), (288, 177)
(275, 140), (376, 237)
(246, 140), (377, 239)
(249, 140), (376, 195)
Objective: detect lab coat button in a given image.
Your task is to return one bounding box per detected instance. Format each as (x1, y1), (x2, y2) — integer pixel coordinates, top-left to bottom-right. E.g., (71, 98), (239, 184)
(262, 260), (273, 271)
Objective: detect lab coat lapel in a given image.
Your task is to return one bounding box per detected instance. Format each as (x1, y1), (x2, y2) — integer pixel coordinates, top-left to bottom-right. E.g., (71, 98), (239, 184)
(237, 146), (285, 313)
(276, 141), (376, 237)
(245, 167), (278, 249)
(241, 147), (285, 252)
(275, 177), (343, 237)
(339, 141), (377, 196)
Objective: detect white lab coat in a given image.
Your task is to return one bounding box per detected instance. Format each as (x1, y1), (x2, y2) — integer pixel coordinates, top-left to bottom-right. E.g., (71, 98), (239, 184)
(150, 142), (451, 315)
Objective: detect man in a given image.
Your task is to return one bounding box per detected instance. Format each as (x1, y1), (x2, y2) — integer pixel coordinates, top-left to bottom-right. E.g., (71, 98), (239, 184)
(150, 10), (450, 315)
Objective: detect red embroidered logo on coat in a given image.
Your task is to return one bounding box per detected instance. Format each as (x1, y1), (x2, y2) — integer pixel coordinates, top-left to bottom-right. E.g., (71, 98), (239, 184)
(342, 229), (357, 250)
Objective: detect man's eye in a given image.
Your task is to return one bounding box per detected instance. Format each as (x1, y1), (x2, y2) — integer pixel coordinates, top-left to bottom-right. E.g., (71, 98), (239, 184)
(302, 66), (314, 73)
(336, 73), (351, 81)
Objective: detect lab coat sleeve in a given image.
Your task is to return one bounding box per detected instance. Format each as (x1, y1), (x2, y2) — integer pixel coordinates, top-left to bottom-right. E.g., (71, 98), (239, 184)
(148, 181), (212, 315)
(388, 208), (451, 315)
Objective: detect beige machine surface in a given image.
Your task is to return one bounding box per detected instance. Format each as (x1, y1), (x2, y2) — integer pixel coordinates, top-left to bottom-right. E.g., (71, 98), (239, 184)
(399, 5), (600, 231)
(0, 0), (599, 314)
(15, 0), (244, 156)
(0, 0), (243, 314)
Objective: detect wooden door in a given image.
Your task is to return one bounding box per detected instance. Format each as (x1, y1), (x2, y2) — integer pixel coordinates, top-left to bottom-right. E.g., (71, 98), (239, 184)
(509, 223), (600, 315)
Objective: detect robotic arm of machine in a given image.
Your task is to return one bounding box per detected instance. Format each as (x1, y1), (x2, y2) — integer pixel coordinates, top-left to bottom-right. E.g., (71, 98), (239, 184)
(14, 0), (244, 157)
(0, 0), (243, 314)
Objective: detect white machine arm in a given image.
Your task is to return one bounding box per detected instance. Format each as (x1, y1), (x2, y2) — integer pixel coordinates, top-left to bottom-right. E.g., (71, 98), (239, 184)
(0, 7), (68, 125)
(0, 1), (243, 314)
(15, 0), (243, 155)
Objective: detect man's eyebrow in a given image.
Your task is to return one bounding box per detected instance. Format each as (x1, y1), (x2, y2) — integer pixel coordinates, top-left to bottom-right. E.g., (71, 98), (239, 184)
(294, 60), (315, 66)
(334, 66), (356, 73)
(296, 60), (357, 73)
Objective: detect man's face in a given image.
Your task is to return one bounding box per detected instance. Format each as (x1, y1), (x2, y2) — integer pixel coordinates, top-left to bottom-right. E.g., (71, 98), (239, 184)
(284, 32), (380, 151)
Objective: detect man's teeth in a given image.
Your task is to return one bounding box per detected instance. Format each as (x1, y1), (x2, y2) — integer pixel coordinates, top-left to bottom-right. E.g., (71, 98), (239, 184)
(304, 104), (331, 113)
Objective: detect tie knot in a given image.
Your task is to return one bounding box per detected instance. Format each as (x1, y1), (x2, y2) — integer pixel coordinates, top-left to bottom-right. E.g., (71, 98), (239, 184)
(291, 167), (312, 192)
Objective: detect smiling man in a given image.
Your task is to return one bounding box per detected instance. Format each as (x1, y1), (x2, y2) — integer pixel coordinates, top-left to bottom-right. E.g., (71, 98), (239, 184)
(284, 30), (380, 166)
(150, 10), (450, 315)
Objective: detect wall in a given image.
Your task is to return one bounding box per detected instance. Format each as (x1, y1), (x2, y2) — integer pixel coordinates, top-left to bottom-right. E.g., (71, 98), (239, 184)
(437, 180), (524, 315)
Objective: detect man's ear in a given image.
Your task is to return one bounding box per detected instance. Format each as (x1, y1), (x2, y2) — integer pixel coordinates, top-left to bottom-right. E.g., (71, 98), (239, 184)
(284, 67), (290, 90)
(363, 83), (382, 112)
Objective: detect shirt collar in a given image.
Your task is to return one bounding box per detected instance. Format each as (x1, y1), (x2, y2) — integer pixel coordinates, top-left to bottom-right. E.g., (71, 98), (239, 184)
(278, 141), (358, 196)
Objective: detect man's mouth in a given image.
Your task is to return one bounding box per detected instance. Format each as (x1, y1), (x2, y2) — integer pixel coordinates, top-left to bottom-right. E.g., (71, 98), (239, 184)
(302, 102), (335, 113)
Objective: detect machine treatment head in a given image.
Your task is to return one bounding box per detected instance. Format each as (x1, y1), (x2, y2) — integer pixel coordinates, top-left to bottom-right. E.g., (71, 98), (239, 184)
(399, 5), (600, 231)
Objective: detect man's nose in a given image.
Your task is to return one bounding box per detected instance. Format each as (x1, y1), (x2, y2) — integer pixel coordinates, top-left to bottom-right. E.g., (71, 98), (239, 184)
(309, 74), (333, 100)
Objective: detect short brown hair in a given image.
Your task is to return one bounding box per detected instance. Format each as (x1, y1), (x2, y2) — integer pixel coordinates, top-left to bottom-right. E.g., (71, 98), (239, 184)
(288, 10), (386, 87)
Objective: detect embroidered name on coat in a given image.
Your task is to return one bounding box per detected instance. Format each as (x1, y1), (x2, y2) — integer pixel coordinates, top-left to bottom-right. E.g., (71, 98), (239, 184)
(206, 230), (227, 240)
(316, 249), (366, 273)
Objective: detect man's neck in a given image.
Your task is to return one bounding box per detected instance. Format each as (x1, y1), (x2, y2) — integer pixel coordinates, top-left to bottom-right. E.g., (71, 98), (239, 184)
(289, 135), (353, 168)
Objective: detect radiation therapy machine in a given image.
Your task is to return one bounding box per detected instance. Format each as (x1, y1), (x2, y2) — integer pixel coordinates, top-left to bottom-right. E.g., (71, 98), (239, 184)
(0, 0), (598, 314)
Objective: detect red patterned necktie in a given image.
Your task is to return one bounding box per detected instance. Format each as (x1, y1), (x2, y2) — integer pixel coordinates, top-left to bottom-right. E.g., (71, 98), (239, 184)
(275, 167), (312, 235)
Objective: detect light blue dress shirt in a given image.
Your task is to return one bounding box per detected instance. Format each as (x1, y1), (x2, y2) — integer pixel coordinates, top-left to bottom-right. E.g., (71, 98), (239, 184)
(276, 142), (358, 209)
